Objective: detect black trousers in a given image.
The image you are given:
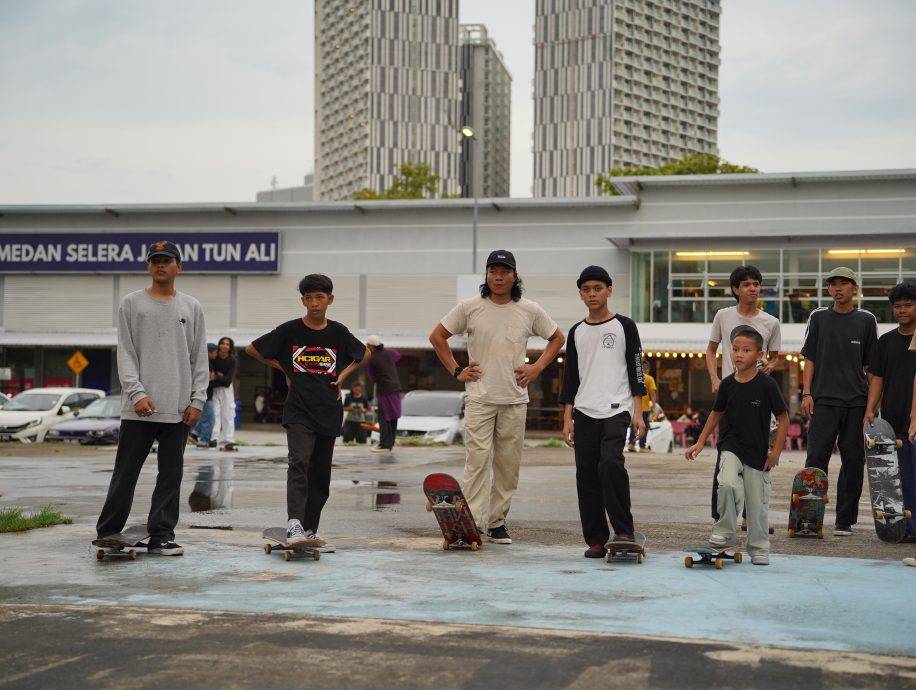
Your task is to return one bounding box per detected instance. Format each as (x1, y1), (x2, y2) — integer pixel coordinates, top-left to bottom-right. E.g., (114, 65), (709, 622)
(377, 406), (398, 450)
(341, 420), (367, 443)
(286, 423), (335, 532)
(573, 410), (634, 545)
(96, 419), (189, 542)
(804, 403), (866, 527)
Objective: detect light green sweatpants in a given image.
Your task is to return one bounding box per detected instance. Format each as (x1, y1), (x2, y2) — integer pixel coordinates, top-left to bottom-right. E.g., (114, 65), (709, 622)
(713, 450), (771, 557)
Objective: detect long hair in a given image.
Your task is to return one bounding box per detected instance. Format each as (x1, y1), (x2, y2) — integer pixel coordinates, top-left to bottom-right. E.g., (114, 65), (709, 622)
(480, 274), (525, 302)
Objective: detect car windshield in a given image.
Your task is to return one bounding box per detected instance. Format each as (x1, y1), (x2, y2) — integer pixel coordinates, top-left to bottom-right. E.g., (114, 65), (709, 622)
(5, 393), (59, 412)
(401, 394), (462, 417)
(79, 398), (121, 418)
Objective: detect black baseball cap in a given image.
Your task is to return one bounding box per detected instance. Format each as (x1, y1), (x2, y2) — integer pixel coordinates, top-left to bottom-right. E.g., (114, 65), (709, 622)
(486, 249), (516, 270)
(576, 265), (613, 288)
(146, 240), (182, 262)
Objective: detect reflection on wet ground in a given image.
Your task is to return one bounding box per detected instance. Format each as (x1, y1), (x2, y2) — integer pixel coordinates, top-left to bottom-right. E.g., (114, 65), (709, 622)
(330, 479), (401, 510)
(188, 458), (234, 512)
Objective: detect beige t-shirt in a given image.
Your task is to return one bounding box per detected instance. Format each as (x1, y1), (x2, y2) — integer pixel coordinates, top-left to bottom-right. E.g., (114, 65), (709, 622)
(441, 297), (558, 405)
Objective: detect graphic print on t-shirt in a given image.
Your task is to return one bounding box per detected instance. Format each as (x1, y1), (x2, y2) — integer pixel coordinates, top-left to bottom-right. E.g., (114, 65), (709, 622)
(292, 346), (337, 375)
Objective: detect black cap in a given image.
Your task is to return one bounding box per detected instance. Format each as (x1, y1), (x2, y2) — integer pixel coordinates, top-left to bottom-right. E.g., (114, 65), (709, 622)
(207, 342), (218, 352)
(146, 240), (181, 262)
(576, 265), (613, 288)
(486, 249), (516, 270)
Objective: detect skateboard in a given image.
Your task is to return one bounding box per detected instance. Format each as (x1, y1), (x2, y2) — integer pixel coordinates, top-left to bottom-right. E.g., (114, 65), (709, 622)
(262, 527), (321, 561)
(92, 524), (149, 561)
(683, 541), (743, 569)
(423, 473), (482, 551)
(604, 532), (647, 564)
(788, 467), (828, 538)
(864, 419), (909, 543)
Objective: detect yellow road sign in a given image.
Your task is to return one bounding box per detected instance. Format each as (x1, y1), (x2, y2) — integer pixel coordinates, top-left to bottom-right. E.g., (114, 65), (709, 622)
(67, 351), (89, 375)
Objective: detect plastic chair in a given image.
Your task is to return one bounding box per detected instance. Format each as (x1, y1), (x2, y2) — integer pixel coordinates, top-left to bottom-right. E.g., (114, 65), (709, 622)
(670, 420), (689, 447)
(785, 423), (804, 450)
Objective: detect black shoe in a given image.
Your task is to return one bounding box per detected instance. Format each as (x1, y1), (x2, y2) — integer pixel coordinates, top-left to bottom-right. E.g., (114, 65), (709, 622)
(584, 544), (607, 558)
(147, 541), (184, 556)
(189, 431), (199, 443)
(486, 525), (512, 544)
(209, 440), (217, 448)
(613, 533), (636, 543)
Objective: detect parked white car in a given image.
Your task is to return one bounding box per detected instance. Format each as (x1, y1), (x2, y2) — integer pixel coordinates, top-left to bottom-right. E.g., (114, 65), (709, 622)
(0, 392), (9, 409)
(373, 390), (466, 445)
(0, 387), (106, 443)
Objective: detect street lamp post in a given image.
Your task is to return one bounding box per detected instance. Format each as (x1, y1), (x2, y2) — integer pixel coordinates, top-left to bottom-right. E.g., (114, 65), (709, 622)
(460, 126), (478, 273)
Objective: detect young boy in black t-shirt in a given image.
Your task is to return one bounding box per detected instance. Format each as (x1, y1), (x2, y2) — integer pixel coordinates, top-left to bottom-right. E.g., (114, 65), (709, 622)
(246, 274), (367, 550)
(686, 326), (789, 565)
(866, 282), (916, 537)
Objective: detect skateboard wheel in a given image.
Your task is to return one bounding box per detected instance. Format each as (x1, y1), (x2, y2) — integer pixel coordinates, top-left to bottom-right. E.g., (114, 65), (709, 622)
(313, 550), (320, 561)
(264, 544), (272, 554)
(788, 528), (795, 538)
(875, 510), (885, 520)
(605, 552), (612, 563)
(684, 557), (693, 568)
(866, 438), (876, 449)
(896, 439), (904, 449)
(442, 539), (450, 551)
(636, 552), (644, 564)
(95, 549), (105, 560)
(715, 558), (724, 570)
(906, 510), (913, 519)
(733, 552), (742, 564)
(818, 527), (824, 539)
(824, 495), (829, 505)
(425, 501), (432, 512)
(791, 493), (798, 504)
(470, 542), (479, 551)
(283, 551), (292, 561)
(128, 550), (137, 560)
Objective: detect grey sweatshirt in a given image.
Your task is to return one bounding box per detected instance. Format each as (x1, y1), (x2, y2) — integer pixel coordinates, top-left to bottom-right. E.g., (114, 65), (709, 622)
(117, 289), (209, 423)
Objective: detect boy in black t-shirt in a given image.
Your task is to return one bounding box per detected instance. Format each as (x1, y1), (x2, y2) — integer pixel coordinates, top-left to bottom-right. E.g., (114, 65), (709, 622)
(246, 274), (368, 550)
(866, 282), (916, 537)
(686, 326), (789, 565)
(341, 381), (371, 444)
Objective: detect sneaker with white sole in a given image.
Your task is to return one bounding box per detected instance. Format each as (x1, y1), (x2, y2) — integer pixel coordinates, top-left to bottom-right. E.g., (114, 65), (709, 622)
(751, 554), (770, 566)
(486, 525), (512, 544)
(708, 533), (728, 547)
(147, 541), (184, 556)
(287, 522), (308, 545)
(371, 446), (392, 453)
(834, 525), (853, 536)
(903, 557), (916, 567)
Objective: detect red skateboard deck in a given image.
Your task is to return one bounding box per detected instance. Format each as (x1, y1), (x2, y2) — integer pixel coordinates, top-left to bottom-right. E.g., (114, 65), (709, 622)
(788, 467), (828, 539)
(423, 473), (482, 551)
(864, 419), (908, 543)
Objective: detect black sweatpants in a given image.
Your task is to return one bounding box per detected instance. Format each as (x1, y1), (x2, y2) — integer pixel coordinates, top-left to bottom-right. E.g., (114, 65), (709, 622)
(96, 419), (189, 542)
(377, 406), (398, 450)
(573, 410), (634, 545)
(804, 403), (866, 528)
(286, 423), (335, 532)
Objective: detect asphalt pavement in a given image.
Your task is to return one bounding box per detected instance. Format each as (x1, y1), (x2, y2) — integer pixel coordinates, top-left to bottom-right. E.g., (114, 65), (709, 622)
(1, 432), (915, 689)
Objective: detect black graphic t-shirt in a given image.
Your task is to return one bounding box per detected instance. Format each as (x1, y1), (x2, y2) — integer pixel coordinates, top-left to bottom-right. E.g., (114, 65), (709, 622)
(252, 318), (365, 436)
(713, 371), (787, 471)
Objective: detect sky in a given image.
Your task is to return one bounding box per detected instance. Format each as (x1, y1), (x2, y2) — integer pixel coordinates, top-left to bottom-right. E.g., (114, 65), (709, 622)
(0, 0), (914, 205)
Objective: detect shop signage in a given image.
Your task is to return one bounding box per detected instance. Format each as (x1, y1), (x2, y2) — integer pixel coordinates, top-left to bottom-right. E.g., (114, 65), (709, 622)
(0, 232), (280, 273)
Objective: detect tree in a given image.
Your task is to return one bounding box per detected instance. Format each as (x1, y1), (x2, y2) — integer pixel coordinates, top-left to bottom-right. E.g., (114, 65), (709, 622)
(353, 162), (457, 200)
(596, 153), (759, 195)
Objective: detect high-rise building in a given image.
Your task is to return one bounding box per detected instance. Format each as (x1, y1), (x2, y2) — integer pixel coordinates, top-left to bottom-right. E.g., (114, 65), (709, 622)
(534, 0), (720, 198)
(459, 25), (512, 199)
(314, 1), (462, 201)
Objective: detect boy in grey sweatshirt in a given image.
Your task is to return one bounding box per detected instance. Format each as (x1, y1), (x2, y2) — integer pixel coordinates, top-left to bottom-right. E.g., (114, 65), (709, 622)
(95, 241), (209, 555)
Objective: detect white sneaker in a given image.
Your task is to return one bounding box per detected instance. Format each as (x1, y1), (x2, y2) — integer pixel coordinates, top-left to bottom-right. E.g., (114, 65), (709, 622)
(751, 554), (770, 566)
(371, 446), (391, 453)
(708, 533), (728, 547)
(834, 525), (853, 536)
(312, 533), (336, 553)
(903, 557), (916, 567)
(302, 530), (326, 547)
(287, 522), (307, 545)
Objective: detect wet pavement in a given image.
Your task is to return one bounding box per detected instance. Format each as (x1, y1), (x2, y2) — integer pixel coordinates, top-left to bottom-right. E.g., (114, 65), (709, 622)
(1, 433), (915, 688)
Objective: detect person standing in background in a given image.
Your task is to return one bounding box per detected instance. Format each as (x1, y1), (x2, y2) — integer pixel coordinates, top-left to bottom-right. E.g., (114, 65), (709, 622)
(366, 335), (402, 453)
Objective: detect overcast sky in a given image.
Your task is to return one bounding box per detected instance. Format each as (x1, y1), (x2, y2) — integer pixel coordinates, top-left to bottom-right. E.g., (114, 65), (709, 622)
(1, 0), (914, 204)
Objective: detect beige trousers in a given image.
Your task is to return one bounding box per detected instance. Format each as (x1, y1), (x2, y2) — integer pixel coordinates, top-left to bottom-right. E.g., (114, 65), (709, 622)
(714, 450), (771, 557)
(461, 399), (527, 531)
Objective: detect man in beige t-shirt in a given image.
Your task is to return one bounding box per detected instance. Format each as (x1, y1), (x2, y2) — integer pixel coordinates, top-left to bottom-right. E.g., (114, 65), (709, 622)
(430, 250), (565, 543)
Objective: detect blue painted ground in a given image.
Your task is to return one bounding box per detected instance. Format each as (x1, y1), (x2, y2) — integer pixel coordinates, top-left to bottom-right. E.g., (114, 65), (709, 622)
(13, 537), (911, 657)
